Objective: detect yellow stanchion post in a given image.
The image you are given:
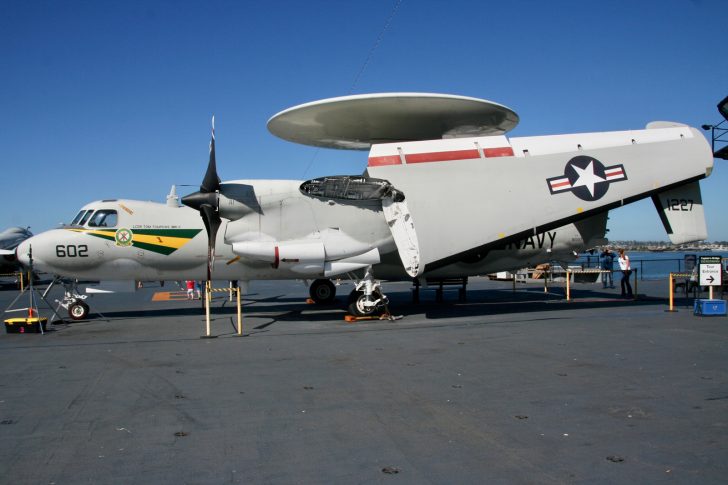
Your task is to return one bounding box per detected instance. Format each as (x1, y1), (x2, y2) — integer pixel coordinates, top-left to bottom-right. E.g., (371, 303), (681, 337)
(19, 272), (24, 292)
(205, 281), (211, 335)
(236, 288), (243, 336)
(202, 281), (215, 338)
(668, 273), (674, 311)
(566, 270), (571, 301)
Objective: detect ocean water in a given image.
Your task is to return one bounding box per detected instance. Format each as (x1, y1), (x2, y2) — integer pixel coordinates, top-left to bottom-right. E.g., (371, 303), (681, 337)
(573, 250), (728, 280)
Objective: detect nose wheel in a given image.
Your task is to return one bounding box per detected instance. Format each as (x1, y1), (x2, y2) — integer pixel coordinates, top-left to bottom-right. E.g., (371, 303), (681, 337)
(68, 300), (90, 320)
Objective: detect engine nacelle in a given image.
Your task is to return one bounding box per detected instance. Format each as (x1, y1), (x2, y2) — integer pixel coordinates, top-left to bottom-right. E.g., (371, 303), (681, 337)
(232, 240), (325, 275)
(324, 248), (380, 277)
(218, 183), (262, 221)
(232, 239), (381, 276)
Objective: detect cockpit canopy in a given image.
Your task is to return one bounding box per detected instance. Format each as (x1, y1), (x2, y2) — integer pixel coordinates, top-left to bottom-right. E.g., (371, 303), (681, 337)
(69, 209), (118, 228)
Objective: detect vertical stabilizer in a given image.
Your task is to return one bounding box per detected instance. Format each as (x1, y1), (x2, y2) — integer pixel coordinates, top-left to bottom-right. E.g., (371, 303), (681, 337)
(651, 181), (707, 244)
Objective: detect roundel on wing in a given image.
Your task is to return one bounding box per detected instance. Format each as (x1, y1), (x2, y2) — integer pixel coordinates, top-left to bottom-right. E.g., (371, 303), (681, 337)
(547, 153), (629, 201)
(564, 156), (610, 202)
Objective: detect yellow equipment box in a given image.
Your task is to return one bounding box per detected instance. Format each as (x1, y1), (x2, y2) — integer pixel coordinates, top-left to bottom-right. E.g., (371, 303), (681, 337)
(4, 317), (48, 334)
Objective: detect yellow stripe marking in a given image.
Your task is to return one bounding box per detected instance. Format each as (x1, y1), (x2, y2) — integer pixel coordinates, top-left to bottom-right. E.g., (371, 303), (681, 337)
(152, 291), (190, 301)
(66, 228), (195, 250)
(132, 234), (191, 249)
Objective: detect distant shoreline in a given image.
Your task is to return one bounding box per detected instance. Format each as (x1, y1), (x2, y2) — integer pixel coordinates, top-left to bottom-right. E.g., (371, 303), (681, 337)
(599, 243), (728, 252)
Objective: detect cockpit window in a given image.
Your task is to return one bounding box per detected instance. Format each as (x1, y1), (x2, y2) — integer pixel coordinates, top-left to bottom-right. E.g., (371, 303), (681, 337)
(87, 210), (118, 228)
(79, 210), (94, 226)
(70, 210), (87, 226)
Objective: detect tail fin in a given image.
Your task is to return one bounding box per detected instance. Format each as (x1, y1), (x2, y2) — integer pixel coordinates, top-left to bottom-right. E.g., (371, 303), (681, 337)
(652, 181), (707, 244)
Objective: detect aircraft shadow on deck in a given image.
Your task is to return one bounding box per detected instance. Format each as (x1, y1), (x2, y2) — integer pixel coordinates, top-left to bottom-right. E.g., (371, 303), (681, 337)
(389, 287), (667, 320)
(57, 285), (683, 326)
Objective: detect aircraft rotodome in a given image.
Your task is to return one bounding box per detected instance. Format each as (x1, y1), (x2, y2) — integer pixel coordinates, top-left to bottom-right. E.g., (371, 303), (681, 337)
(16, 93), (713, 320)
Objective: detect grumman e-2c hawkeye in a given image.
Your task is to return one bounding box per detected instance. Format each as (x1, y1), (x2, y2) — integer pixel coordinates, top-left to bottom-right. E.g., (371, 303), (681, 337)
(16, 93), (713, 320)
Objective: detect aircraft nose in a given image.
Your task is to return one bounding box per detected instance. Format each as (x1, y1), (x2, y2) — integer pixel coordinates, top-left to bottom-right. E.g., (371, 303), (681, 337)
(16, 238), (33, 267)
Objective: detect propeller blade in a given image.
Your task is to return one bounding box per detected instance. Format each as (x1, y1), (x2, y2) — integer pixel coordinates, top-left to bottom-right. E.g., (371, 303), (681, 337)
(181, 117), (223, 283)
(201, 117), (221, 193)
(200, 204), (221, 281)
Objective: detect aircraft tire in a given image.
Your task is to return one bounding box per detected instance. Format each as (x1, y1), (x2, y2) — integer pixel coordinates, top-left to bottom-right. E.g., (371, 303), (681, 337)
(68, 301), (89, 321)
(309, 279), (336, 304)
(347, 290), (380, 317)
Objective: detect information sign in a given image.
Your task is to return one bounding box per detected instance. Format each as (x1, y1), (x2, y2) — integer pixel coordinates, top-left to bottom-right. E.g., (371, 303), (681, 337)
(699, 256), (722, 287)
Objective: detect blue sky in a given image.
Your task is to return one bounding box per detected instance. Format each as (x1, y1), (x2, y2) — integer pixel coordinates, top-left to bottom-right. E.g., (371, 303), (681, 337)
(1, 0), (726, 241)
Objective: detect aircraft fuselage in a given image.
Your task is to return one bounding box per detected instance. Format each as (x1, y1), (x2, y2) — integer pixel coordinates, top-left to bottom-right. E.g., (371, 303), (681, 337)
(17, 180), (601, 283)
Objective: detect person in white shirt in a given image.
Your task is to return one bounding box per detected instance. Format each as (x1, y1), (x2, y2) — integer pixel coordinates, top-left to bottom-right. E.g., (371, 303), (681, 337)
(618, 249), (633, 298)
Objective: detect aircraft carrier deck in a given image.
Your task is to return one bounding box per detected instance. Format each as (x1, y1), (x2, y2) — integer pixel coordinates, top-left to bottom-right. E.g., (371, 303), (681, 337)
(1, 277), (726, 484)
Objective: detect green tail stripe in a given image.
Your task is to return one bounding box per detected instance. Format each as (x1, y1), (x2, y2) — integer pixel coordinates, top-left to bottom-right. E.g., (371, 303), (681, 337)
(89, 232), (116, 242)
(132, 240), (177, 255)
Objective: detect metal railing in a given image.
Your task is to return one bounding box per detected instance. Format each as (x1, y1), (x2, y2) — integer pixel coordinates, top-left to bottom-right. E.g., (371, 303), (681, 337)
(572, 256), (695, 281)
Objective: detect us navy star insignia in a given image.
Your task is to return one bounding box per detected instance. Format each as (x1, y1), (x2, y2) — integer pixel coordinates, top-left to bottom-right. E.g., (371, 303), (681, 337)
(546, 156), (628, 201)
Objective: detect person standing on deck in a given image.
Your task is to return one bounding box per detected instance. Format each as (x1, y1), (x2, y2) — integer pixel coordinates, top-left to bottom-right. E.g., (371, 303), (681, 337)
(618, 249), (633, 298)
(600, 248), (615, 289)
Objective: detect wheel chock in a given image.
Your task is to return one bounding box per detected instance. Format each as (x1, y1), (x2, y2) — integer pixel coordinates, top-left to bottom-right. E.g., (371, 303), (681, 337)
(344, 313), (403, 322)
(344, 314), (378, 322)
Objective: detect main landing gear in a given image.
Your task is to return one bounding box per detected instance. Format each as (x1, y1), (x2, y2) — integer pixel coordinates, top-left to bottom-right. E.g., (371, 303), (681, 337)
(309, 279), (337, 304)
(307, 269), (393, 318)
(346, 267), (390, 317)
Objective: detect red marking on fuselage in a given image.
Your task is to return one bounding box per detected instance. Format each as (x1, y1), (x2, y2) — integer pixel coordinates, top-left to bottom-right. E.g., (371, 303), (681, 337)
(367, 155), (402, 167)
(484, 147), (514, 158)
(406, 149), (480, 164)
(368, 146), (514, 167)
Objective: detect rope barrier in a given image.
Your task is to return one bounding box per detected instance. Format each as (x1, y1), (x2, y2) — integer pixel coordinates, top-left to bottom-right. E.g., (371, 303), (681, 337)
(565, 269), (637, 301)
(202, 283), (243, 337)
(667, 272), (697, 312)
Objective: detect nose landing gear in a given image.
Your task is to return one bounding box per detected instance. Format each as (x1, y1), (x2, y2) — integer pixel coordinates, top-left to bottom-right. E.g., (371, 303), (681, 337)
(68, 300), (90, 320)
(48, 278), (91, 321)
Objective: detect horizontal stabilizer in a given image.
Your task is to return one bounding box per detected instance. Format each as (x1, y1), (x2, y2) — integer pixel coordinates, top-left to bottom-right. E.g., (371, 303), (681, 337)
(651, 181), (707, 245)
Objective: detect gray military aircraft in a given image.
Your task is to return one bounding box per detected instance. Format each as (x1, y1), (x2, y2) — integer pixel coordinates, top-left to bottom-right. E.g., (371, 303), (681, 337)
(0, 226), (33, 276)
(15, 93), (713, 320)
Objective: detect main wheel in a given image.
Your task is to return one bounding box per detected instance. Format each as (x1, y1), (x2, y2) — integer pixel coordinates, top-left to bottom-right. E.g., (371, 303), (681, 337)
(309, 279), (336, 304)
(347, 290), (381, 316)
(68, 301), (89, 320)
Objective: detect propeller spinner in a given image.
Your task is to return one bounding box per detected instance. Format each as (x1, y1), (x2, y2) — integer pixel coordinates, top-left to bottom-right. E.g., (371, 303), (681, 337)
(182, 118), (221, 281)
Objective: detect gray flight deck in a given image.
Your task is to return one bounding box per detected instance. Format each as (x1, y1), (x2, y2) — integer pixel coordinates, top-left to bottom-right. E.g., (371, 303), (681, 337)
(0, 277), (726, 484)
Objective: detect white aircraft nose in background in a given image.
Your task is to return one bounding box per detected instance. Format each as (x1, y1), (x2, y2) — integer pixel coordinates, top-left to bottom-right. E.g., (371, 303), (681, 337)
(15, 238), (32, 268)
